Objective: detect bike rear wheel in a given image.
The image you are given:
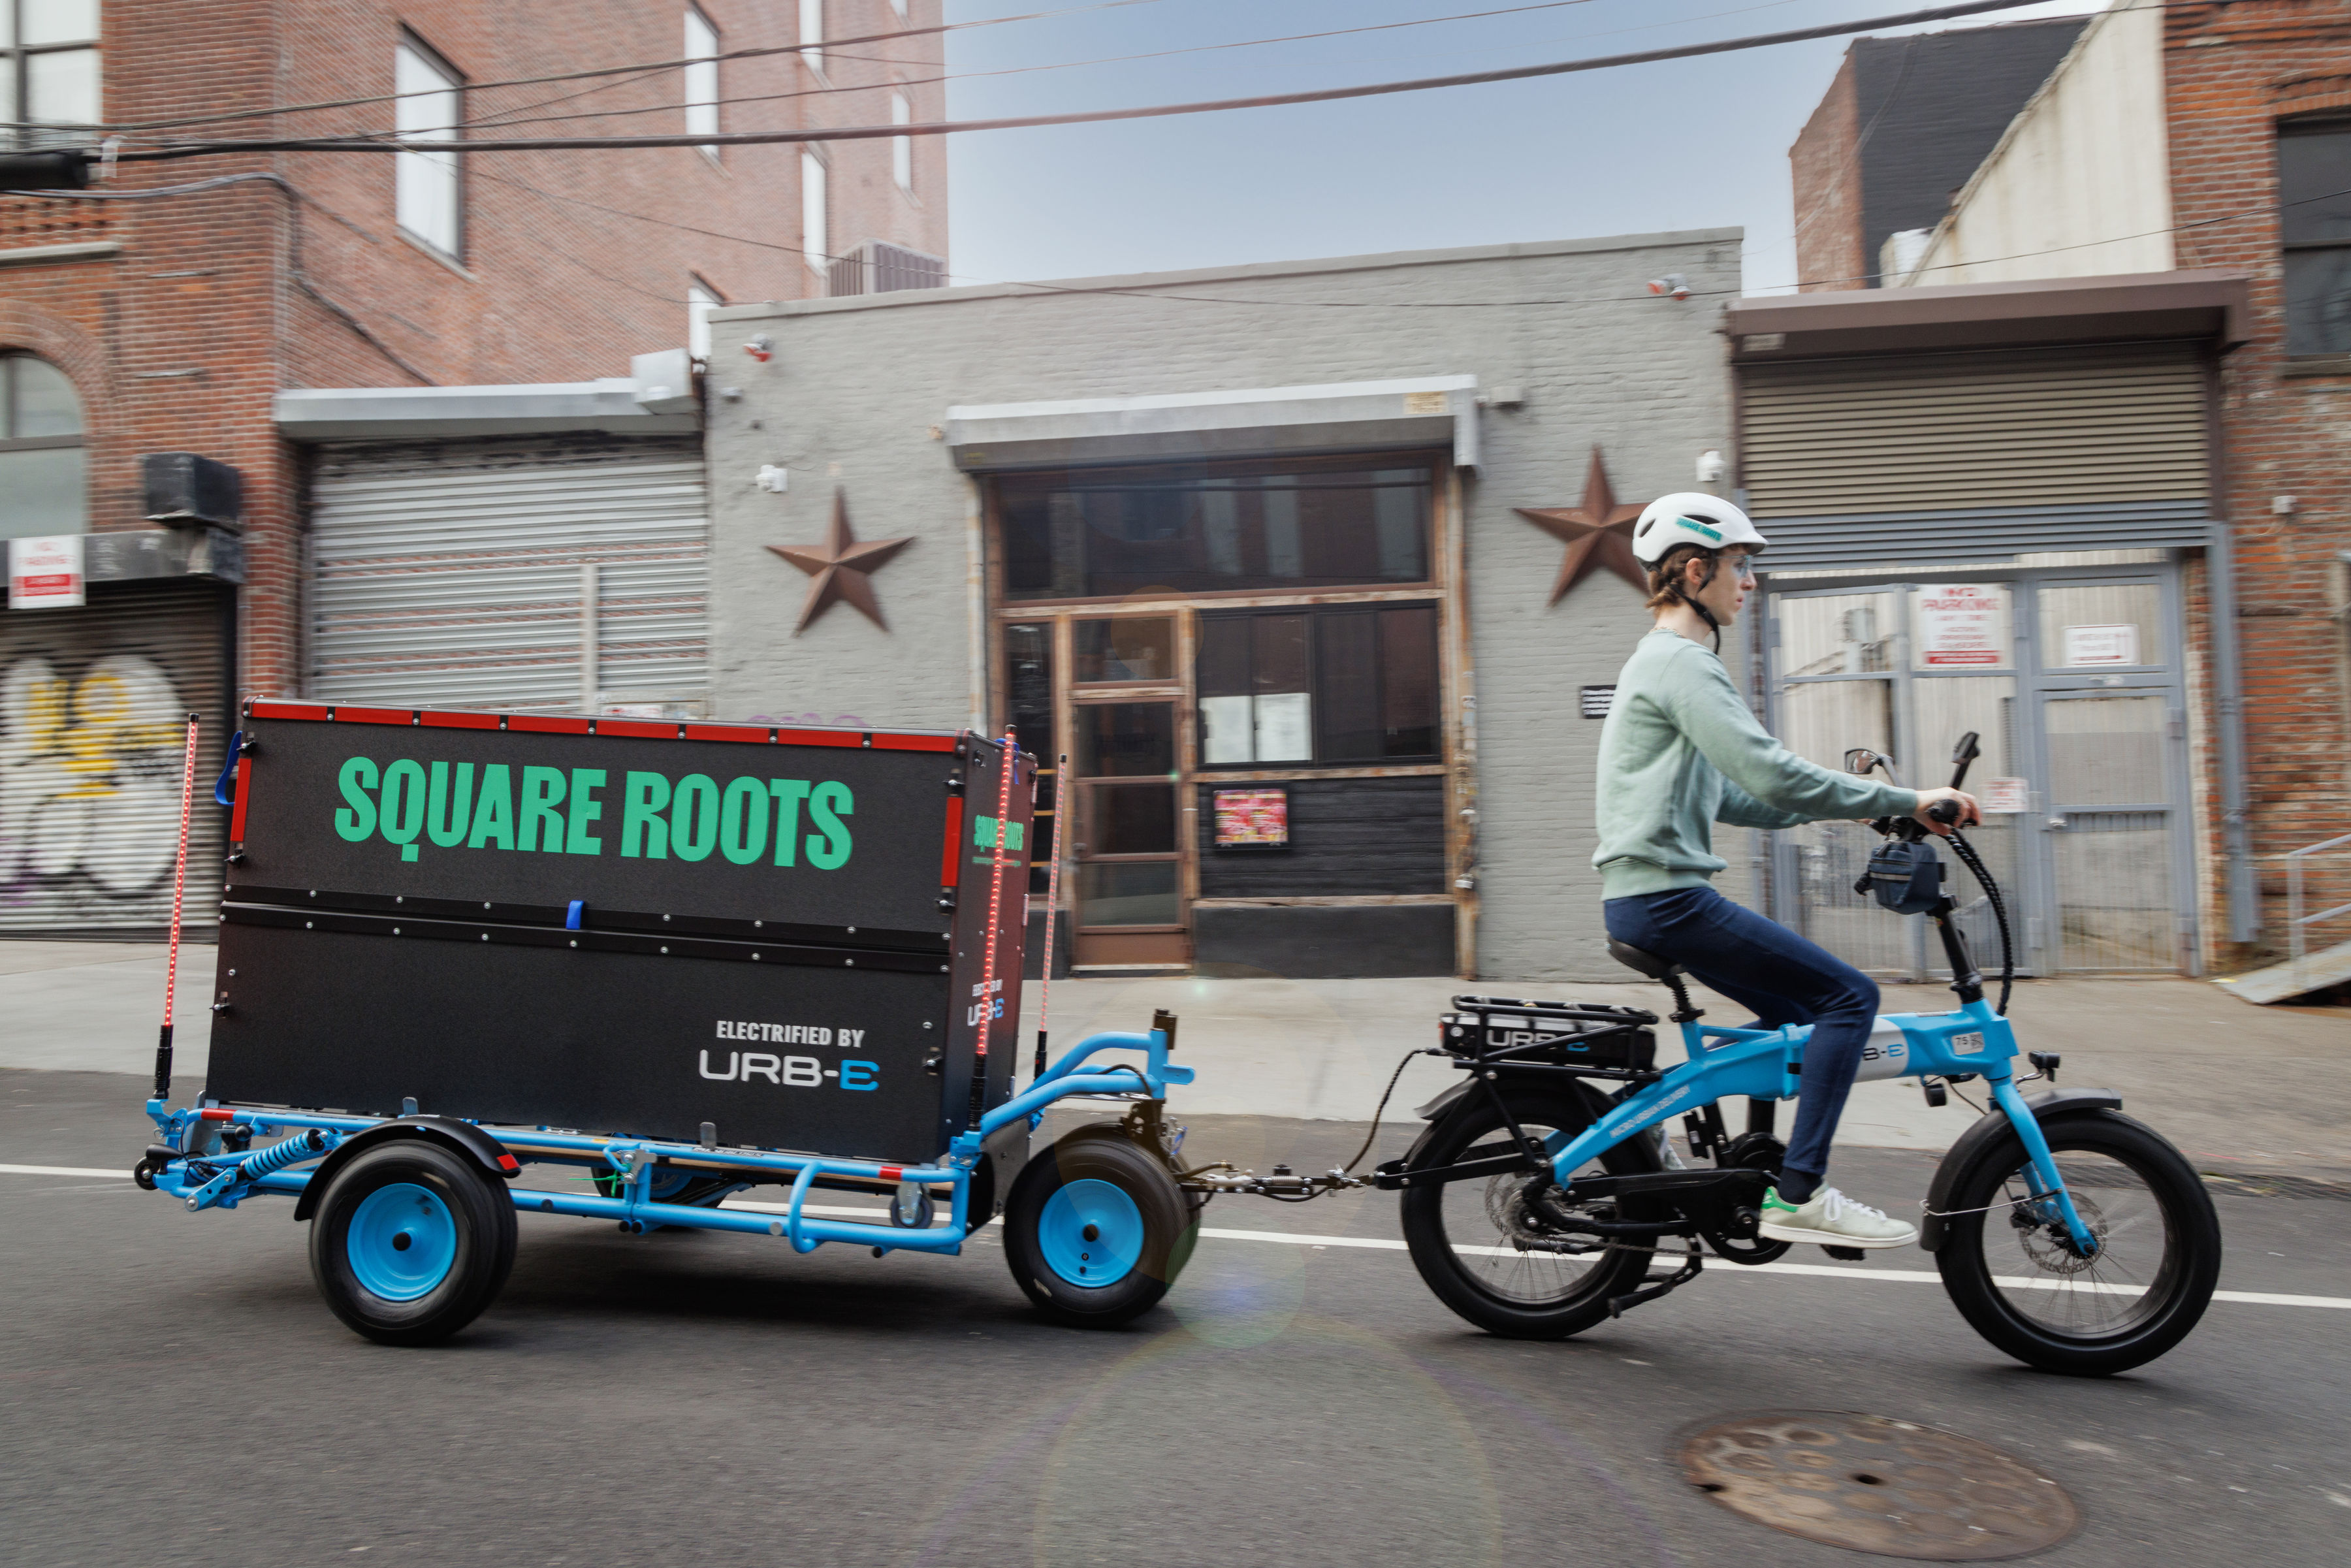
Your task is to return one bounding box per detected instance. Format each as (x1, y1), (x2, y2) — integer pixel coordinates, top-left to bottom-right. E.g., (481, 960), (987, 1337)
(1935, 1110), (2219, 1376)
(1399, 1083), (1660, 1339)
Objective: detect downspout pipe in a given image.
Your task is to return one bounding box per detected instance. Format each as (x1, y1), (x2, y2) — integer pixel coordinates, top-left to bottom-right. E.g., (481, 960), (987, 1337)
(2208, 508), (2256, 944)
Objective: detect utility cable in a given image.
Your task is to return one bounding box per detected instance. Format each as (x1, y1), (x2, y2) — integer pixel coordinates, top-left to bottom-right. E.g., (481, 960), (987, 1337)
(270, 2), (1610, 141)
(106, 1), (2085, 161)
(57, 0), (1170, 136)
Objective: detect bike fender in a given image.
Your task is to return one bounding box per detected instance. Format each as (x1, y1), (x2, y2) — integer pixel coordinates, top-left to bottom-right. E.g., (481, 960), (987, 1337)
(1918, 1086), (2122, 1253)
(1414, 1081), (1472, 1121)
(291, 1117), (521, 1221)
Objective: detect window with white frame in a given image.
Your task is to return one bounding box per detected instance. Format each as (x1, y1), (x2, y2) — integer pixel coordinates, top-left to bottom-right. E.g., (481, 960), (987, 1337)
(394, 38), (462, 258)
(891, 93), (913, 191)
(683, 6), (718, 152)
(688, 279), (722, 360)
(801, 152), (827, 273)
(797, 0), (823, 73)
(3, 0), (101, 149)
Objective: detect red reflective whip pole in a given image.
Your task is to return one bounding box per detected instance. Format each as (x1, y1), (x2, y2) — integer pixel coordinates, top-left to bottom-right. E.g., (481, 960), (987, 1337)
(969, 728), (1016, 1128)
(1032, 752), (1066, 1083)
(154, 712), (199, 1100)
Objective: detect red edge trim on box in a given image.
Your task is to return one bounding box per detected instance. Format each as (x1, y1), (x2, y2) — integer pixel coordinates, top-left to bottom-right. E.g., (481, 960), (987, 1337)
(871, 733), (959, 753)
(775, 728), (862, 748)
(940, 795), (965, 888)
(228, 756), (252, 841)
(596, 719), (674, 739)
(330, 706), (416, 726)
(421, 711), (502, 730)
(248, 699), (329, 722)
(684, 724), (771, 744)
(509, 714), (594, 734)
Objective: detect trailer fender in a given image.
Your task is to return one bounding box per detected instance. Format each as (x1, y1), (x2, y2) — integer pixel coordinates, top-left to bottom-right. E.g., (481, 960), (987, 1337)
(1918, 1086), (2122, 1253)
(292, 1117), (521, 1222)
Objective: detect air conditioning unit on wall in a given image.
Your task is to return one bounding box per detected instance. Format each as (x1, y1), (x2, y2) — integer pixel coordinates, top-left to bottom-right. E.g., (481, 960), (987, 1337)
(827, 240), (947, 298)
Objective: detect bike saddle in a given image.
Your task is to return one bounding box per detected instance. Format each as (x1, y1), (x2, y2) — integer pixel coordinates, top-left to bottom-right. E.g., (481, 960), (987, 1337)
(1607, 939), (1686, 981)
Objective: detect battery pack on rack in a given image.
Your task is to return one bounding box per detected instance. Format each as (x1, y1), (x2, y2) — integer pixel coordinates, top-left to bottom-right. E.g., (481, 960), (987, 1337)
(1439, 995), (1657, 1074)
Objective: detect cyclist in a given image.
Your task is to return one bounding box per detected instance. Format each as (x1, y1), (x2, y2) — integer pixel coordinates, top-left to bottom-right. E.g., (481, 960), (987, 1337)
(1593, 493), (1979, 1249)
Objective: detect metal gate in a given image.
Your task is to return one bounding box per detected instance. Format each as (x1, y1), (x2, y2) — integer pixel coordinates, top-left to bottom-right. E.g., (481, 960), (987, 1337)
(1765, 563), (2194, 976)
(308, 436), (709, 714)
(0, 579), (232, 936)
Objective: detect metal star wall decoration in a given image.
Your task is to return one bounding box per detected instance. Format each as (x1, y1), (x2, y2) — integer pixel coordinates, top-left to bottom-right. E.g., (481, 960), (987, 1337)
(767, 487), (915, 634)
(1516, 447), (1648, 606)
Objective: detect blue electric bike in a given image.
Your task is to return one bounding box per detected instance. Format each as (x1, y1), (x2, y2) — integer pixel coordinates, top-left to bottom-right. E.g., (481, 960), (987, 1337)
(1380, 732), (2221, 1375)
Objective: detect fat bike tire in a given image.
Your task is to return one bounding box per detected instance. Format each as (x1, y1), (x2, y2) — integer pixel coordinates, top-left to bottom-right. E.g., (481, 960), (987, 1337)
(309, 1141), (518, 1347)
(1935, 1110), (2220, 1377)
(1399, 1083), (1661, 1340)
(1004, 1128), (1193, 1329)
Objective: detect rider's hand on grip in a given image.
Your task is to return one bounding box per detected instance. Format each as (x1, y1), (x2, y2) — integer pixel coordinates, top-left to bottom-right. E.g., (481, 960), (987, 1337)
(1912, 787), (1979, 837)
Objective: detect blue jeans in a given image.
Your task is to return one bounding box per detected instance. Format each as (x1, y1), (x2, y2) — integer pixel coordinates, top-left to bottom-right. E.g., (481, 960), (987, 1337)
(1603, 884), (1879, 1198)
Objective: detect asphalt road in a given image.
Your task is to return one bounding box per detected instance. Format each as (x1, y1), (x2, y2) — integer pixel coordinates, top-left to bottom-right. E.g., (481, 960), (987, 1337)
(5, 1068), (2348, 1568)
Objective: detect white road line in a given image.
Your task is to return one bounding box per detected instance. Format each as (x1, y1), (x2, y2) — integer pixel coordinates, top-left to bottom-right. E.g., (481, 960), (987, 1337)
(13, 1166), (2343, 1310)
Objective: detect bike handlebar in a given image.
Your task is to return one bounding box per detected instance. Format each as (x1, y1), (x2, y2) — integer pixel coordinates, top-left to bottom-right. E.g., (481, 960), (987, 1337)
(1927, 799), (1961, 825)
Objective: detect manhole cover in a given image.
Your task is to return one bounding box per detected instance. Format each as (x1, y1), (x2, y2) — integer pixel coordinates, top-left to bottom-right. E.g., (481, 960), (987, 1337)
(1677, 1411), (2080, 1560)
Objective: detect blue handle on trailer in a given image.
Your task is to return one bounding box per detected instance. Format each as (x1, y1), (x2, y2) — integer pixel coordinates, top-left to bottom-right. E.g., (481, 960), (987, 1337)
(213, 731), (244, 806)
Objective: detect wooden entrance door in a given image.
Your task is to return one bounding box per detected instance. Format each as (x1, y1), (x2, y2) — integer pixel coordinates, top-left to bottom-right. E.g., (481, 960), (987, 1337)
(1070, 698), (1189, 968)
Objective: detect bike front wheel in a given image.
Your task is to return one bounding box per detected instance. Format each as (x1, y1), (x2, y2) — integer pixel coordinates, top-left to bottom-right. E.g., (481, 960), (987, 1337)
(1935, 1109), (2219, 1376)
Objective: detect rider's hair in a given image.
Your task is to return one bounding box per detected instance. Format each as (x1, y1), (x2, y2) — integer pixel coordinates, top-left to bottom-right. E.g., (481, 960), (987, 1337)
(1644, 543), (1719, 613)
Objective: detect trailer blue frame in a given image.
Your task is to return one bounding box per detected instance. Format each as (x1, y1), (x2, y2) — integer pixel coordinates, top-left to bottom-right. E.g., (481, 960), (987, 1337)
(142, 1025), (1192, 1258)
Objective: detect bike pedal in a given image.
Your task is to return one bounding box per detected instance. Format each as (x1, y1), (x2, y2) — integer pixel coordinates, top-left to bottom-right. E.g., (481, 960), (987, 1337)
(1820, 1245), (1865, 1262)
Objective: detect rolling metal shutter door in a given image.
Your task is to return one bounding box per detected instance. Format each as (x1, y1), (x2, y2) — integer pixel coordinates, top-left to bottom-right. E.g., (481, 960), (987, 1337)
(1740, 345), (2209, 518)
(308, 437), (708, 712)
(0, 579), (231, 936)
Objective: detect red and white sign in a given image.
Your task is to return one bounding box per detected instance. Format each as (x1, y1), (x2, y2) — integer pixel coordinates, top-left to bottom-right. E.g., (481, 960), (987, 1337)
(1915, 583), (2006, 667)
(2061, 623), (2139, 666)
(7, 534), (84, 609)
(1979, 776), (2030, 814)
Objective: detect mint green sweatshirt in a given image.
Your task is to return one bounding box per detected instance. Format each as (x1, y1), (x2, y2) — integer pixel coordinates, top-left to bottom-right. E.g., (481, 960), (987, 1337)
(1593, 628), (1919, 899)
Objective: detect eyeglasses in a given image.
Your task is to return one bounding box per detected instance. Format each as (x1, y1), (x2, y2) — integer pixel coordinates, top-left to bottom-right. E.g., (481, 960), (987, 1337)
(1727, 555), (1758, 582)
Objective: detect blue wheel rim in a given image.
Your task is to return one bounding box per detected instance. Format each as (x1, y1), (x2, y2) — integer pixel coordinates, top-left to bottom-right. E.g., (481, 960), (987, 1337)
(1038, 1178), (1144, 1287)
(346, 1181), (458, 1302)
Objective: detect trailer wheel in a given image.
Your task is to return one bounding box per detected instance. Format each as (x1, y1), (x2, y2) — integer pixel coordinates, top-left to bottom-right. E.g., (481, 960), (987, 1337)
(310, 1140), (517, 1346)
(1004, 1130), (1191, 1328)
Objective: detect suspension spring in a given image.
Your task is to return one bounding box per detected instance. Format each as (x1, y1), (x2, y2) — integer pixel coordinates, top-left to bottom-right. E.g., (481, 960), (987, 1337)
(240, 1127), (327, 1180)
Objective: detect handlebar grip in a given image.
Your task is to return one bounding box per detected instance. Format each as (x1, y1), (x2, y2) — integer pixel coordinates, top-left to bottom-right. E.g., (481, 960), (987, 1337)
(1927, 799), (1960, 825)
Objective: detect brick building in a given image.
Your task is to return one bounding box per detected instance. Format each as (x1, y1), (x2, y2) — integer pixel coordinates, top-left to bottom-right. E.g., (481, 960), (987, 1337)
(1752, 1), (2351, 981)
(0, 0), (946, 935)
(1789, 16), (2087, 289)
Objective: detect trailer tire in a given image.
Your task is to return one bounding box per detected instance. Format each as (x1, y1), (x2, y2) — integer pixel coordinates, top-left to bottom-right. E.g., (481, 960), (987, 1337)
(1004, 1130), (1191, 1328)
(310, 1141), (517, 1346)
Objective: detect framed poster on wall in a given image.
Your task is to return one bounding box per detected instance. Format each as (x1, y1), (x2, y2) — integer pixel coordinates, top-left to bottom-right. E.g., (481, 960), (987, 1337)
(1212, 788), (1288, 850)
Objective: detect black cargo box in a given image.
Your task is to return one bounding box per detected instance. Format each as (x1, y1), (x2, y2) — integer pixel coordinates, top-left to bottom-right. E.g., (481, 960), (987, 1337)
(204, 701), (1035, 1164)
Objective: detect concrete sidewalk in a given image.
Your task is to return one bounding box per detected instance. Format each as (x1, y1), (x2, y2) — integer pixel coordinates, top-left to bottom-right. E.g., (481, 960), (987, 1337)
(5, 939), (2342, 1171)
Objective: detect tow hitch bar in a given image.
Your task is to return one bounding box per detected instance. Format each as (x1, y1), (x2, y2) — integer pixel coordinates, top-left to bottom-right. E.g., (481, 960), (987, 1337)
(1180, 1162), (1370, 1198)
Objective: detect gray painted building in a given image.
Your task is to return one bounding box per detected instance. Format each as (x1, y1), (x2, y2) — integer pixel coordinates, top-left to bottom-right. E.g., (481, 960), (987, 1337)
(704, 231), (1743, 984)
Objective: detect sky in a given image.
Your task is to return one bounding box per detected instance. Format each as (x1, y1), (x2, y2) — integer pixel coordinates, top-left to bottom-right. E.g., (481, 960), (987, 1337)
(941, 0), (2106, 295)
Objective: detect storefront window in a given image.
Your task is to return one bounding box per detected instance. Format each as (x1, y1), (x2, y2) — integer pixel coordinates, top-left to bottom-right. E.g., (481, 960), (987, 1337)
(0, 354), (85, 539)
(1074, 616), (1173, 681)
(1197, 603), (1438, 766)
(998, 458), (1432, 600)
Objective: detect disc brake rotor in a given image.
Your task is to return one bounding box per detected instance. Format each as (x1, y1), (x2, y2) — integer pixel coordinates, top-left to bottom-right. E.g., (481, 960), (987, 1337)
(2011, 1189), (2107, 1275)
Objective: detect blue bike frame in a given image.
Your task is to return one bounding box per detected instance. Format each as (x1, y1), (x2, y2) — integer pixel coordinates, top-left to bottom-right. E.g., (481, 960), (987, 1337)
(1544, 997), (2099, 1252)
(142, 1027), (1193, 1256)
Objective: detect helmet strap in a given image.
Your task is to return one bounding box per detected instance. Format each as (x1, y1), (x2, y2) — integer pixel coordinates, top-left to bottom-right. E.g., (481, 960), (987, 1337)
(1678, 551), (1725, 655)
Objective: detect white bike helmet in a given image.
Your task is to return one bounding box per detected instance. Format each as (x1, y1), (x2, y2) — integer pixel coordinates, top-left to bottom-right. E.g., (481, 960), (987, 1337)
(1630, 492), (1768, 564)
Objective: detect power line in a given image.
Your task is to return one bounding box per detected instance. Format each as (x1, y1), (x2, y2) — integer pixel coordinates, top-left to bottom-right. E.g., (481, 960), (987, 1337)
(110, 0), (2071, 161)
(62, 0), (1164, 136)
(292, 0), (1610, 141)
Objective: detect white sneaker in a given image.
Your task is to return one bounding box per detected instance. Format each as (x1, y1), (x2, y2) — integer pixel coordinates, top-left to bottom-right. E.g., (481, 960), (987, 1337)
(1757, 1186), (1919, 1249)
